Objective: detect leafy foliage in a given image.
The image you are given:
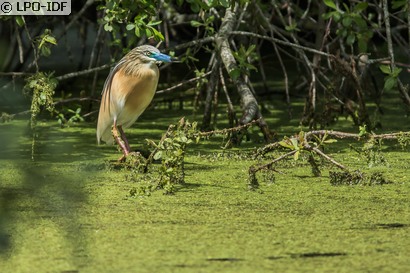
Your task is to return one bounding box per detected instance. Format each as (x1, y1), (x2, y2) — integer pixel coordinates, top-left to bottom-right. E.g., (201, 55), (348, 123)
(379, 64), (402, 92)
(36, 29), (57, 57)
(231, 44), (258, 80)
(23, 72), (58, 128)
(323, 0), (372, 52)
(55, 107), (85, 127)
(191, 15), (215, 35)
(397, 132), (410, 149)
(128, 118), (199, 195)
(99, 0), (164, 45)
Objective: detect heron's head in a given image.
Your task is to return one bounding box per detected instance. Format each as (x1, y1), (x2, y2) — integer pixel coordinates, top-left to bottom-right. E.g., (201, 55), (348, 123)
(131, 45), (177, 64)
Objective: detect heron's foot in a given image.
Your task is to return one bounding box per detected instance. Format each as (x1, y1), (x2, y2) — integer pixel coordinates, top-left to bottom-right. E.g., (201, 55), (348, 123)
(114, 152), (148, 172)
(112, 125), (132, 160)
(117, 154), (127, 162)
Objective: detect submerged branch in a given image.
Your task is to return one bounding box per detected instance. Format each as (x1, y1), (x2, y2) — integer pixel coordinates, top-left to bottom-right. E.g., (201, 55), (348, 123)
(249, 129), (410, 189)
(308, 146), (347, 171)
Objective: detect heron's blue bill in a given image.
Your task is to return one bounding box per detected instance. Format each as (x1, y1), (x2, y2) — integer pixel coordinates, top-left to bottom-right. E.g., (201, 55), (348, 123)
(152, 52), (178, 63)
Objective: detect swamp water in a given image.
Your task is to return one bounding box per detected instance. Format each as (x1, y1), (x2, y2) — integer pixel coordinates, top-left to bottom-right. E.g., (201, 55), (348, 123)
(0, 107), (409, 273)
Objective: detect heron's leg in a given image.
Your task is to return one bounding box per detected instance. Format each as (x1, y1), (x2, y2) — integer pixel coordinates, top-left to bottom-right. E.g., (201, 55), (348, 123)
(112, 122), (130, 158)
(117, 125), (131, 152)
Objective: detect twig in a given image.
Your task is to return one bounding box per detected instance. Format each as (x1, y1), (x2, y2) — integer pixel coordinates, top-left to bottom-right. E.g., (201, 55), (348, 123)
(308, 145), (347, 170)
(55, 64), (111, 81)
(198, 118), (261, 138)
(0, 72), (33, 77)
(82, 110), (98, 118)
(220, 66), (238, 127)
(305, 130), (361, 140)
(231, 31), (334, 58)
(4, 97), (100, 118)
(22, 16), (39, 72)
(250, 150), (297, 174)
(53, 97), (100, 105)
(15, 23), (24, 64)
(156, 71), (212, 94)
(169, 36), (215, 51)
(58, 0), (95, 39)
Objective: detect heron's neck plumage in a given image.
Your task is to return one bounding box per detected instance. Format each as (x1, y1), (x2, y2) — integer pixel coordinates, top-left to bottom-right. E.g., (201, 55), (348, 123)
(121, 60), (157, 78)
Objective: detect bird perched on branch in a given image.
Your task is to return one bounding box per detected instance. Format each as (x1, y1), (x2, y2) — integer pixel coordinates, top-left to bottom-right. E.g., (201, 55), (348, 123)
(97, 45), (177, 159)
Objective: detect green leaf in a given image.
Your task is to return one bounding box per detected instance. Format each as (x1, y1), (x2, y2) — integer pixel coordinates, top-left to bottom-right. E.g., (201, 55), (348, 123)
(332, 11), (341, 22)
(134, 27), (141, 37)
(229, 68), (241, 80)
(153, 151), (162, 160)
(152, 28), (164, 41)
(337, 28), (347, 37)
(145, 28), (152, 37)
(392, 0), (407, 10)
(40, 46), (51, 57)
(294, 150), (300, 161)
(219, 0), (230, 8)
(392, 67), (402, 77)
(354, 2), (368, 13)
(346, 33), (356, 45)
(104, 24), (113, 32)
(358, 125), (367, 136)
(358, 36), (368, 52)
(322, 12), (334, 20)
(379, 65), (391, 74)
(278, 140), (294, 150)
(384, 76), (396, 91)
(353, 16), (367, 29)
(290, 138), (299, 150)
(15, 16), (25, 27)
(44, 35), (57, 45)
(205, 15), (215, 24)
(147, 20), (162, 26)
(285, 22), (299, 32)
(190, 20), (203, 27)
(323, 139), (338, 144)
(342, 3), (350, 12)
(342, 16), (352, 27)
(126, 24), (135, 31)
(323, 0), (337, 10)
(189, 2), (200, 12)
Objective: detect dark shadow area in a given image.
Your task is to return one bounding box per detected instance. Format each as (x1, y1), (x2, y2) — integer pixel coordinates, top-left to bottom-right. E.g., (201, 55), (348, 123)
(289, 252), (347, 259)
(374, 223), (409, 229)
(0, 120), (89, 264)
(206, 257), (244, 262)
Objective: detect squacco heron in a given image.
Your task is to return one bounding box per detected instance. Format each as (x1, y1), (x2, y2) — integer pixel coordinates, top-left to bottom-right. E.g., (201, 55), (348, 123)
(97, 45), (176, 158)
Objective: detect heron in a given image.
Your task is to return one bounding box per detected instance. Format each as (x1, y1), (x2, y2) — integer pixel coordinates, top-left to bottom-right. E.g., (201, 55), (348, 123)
(96, 44), (177, 159)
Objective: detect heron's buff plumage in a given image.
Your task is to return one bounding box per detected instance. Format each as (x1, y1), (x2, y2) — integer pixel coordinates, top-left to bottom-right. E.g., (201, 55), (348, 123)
(96, 46), (161, 144)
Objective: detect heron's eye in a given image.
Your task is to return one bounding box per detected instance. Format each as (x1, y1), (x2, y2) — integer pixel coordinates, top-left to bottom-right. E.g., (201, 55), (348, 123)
(144, 51), (152, 57)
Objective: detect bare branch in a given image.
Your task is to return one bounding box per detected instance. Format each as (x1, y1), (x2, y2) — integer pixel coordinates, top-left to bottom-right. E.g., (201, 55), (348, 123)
(55, 64), (111, 81)
(156, 71), (212, 94)
(230, 31), (334, 59)
(169, 36), (215, 51)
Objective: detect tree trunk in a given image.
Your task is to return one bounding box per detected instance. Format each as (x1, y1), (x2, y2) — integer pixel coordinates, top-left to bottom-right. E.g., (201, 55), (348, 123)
(215, 6), (273, 141)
